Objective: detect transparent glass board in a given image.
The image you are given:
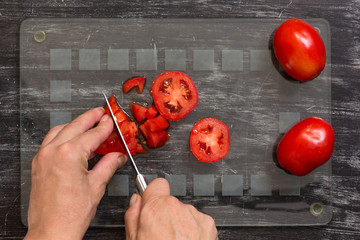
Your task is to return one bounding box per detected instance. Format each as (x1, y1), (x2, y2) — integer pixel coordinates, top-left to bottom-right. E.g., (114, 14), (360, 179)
(20, 18), (332, 226)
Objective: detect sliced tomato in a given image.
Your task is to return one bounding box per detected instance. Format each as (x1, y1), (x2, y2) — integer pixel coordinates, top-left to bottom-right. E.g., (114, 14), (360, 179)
(139, 123), (149, 139)
(123, 76), (146, 93)
(147, 131), (169, 148)
(131, 103), (147, 123)
(95, 132), (124, 155)
(146, 105), (158, 119)
(152, 71), (198, 121)
(190, 118), (231, 163)
(96, 95), (144, 156)
(145, 115), (169, 132)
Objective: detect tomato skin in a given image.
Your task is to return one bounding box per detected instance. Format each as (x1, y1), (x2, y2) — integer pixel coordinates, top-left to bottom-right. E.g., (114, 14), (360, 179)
(123, 76), (146, 93)
(277, 117), (335, 176)
(152, 71), (198, 121)
(190, 118), (231, 163)
(273, 18), (326, 81)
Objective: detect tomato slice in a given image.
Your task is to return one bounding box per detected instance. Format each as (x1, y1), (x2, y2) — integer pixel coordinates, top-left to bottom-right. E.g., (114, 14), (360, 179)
(123, 76), (146, 93)
(152, 71), (198, 121)
(131, 103), (147, 123)
(147, 131), (169, 148)
(190, 118), (231, 163)
(146, 105), (158, 119)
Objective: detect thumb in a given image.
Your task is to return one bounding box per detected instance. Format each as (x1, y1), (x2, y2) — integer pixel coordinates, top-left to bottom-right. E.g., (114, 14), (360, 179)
(89, 152), (128, 190)
(125, 193), (142, 240)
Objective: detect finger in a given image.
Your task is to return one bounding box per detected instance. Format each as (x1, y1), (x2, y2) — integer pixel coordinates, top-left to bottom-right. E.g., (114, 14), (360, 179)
(125, 193), (142, 240)
(142, 178), (170, 205)
(68, 113), (114, 158)
(89, 152), (128, 190)
(50, 107), (106, 146)
(41, 124), (67, 147)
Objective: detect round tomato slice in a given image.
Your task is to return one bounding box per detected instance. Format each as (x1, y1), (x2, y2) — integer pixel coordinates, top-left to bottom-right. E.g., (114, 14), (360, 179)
(190, 118), (231, 163)
(152, 71), (198, 121)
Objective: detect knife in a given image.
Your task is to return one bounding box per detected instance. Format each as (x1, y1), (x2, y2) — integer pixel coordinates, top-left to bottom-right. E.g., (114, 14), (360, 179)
(102, 92), (148, 196)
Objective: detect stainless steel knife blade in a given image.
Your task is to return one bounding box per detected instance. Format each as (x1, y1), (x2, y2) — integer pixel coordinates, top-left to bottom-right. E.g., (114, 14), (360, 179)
(102, 92), (147, 196)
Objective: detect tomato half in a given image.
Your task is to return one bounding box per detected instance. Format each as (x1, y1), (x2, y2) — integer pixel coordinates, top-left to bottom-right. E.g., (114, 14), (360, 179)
(277, 117), (335, 176)
(152, 71), (198, 121)
(273, 18), (326, 81)
(190, 118), (231, 163)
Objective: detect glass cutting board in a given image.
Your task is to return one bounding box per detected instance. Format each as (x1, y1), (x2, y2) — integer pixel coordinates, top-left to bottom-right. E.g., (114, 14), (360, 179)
(20, 18), (332, 226)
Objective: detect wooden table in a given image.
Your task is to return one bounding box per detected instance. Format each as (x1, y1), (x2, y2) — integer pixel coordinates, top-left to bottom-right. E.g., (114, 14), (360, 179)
(1, 1), (359, 239)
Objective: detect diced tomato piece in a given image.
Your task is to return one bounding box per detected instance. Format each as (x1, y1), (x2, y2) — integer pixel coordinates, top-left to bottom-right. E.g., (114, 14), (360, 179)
(145, 115), (169, 132)
(95, 132), (124, 155)
(123, 76), (146, 93)
(131, 103), (147, 123)
(136, 143), (147, 153)
(147, 131), (169, 148)
(139, 123), (149, 139)
(96, 95), (145, 156)
(146, 105), (158, 119)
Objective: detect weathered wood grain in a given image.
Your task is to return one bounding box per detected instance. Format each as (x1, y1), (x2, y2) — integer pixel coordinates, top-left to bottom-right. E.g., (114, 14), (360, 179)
(0, 0), (359, 239)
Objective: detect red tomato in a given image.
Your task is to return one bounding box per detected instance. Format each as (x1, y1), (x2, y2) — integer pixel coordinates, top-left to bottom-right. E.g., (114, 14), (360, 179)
(131, 103), (147, 123)
(152, 71), (198, 121)
(146, 105), (158, 119)
(123, 76), (146, 93)
(273, 18), (326, 81)
(277, 117), (335, 176)
(95, 95), (145, 156)
(144, 115), (169, 132)
(190, 118), (231, 163)
(147, 131), (169, 148)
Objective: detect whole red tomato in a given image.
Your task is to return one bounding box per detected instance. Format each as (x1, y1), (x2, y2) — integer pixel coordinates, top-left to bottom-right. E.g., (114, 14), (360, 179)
(273, 18), (326, 81)
(277, 117), (335, 176)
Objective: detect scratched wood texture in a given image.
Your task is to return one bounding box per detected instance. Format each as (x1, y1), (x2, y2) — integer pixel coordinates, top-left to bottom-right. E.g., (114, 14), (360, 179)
(0, 0), (359, 239)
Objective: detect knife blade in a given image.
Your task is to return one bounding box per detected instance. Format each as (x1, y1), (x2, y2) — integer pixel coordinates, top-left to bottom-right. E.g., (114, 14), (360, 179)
(102, 92), (147, 196)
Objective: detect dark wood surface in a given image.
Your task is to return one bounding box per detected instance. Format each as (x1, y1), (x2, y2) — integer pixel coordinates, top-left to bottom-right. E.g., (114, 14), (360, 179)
(1, 1), (359, 239)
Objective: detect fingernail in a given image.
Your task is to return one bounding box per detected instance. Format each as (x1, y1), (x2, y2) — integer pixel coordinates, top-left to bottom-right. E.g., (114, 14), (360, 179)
(100, 114), (110, 122)
(130, 193), (138, 206)
(117, 154), (128, 168)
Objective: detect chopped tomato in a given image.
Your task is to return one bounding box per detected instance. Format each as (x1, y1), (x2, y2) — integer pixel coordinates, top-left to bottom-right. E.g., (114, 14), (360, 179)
(145, 115), (169, 132)
(146, 105), (158, 119)
(190, 118), (231, 163)
(152, 71), (198, 121)
(147, 131), (169, 148)
(131, 103), (147, 123)
(123, 76), (146, 93)
(139, 123), (149, 139)
(96, 95), (144, 156)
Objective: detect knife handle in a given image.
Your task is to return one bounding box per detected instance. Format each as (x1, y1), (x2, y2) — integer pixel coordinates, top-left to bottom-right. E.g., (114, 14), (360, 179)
(136, 174), (148, 196)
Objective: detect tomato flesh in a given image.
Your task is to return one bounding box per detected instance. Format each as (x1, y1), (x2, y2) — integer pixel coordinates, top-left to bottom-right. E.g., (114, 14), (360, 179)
(146, 105), (158, 119)
(152, 71), (198, 121)
(147, 131), (169, 148)
(277, 117), (334, 176)
(96, 95), (145, 156)
(273, 18), (326, 81)
(131, 103), (147, 123)
(190, 118), (231, 163)
(123, 76), (146, 93)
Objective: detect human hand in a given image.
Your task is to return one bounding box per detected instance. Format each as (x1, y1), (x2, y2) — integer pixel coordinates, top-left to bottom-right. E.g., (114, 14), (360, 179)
(125, 178), (218, 240)
(24, 107), (128, 240)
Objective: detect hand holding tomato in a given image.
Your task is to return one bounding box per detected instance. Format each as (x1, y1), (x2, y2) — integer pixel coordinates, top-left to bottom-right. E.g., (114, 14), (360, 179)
(273, 18), (326, 81)
(277, 117), (335, 176)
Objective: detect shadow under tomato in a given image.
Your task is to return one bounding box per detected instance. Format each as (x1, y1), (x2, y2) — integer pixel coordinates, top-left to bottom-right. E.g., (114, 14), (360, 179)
(272, 132), (293, 176)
